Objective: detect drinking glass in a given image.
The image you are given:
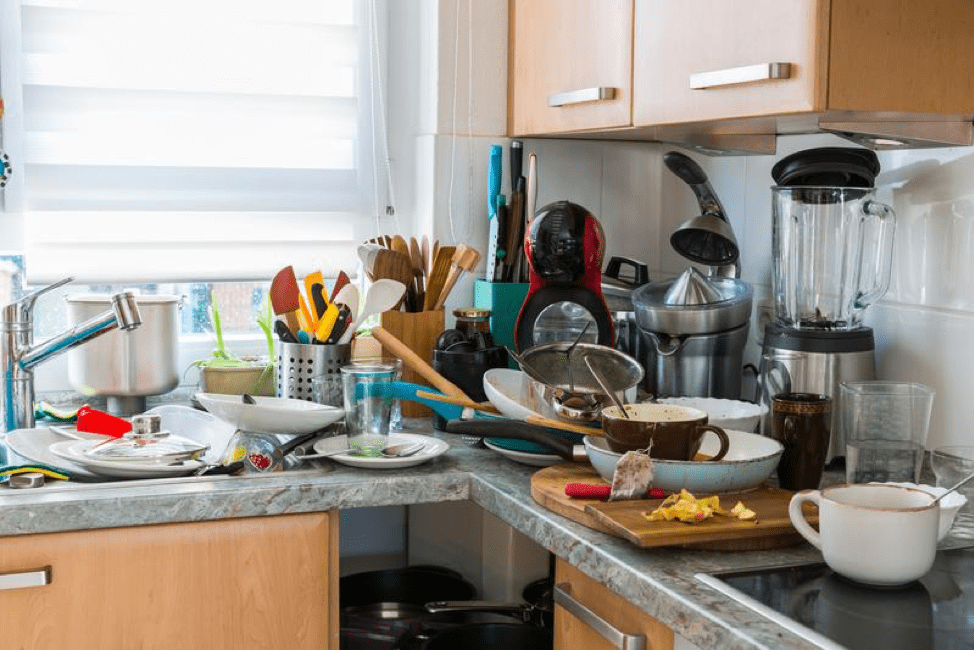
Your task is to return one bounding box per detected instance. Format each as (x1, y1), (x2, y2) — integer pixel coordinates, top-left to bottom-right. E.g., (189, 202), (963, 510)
(931, 446), (974, 539)
(339, 360), (401, 455)
(840, 381), (934, 484)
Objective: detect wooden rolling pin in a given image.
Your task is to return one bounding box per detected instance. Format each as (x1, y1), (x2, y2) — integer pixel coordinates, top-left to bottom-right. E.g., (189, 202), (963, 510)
(415, 390), (502, 415)
(371, 326), (468, 400)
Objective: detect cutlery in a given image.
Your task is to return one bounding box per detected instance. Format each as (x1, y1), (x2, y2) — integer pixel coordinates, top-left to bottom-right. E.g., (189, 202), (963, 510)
(424, 245), (456, 311)
(310, 282), (328, 320)
(432, 245), (481, 311)
(486, 144), (503, 281)
(304, 270), (324, 309)
(324, 304), (351, 344)
(298, 293), (316, 332)
(270, 266), (301, 335)
(338, 279), (407, 345)
(332, 284), (359, 317)
(274, 319), (298, 343)
(372, 249), (415, 310)
(330, 270), (351, 303)
(314, 301), (339, 342)
(380, 442), (426, 458)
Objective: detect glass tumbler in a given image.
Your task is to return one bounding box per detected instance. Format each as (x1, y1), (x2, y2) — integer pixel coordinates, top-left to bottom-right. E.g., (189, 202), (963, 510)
(340, 360), (401, 456)
(840, 381), (935, 484)
(931, 446), (974, 540)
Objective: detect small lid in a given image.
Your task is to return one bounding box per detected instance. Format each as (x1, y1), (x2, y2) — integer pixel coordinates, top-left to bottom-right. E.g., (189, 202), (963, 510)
(453, 307), (491, 320)
(771, 147), (880, 188)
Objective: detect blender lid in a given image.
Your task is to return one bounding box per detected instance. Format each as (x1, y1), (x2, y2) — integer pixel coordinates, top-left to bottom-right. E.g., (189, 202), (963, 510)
(632, 273), (753, 335)
(771, 147), (880, 188)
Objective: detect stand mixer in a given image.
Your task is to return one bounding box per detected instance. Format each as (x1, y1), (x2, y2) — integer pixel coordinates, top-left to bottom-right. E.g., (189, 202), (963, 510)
(758, 147), (896, 461)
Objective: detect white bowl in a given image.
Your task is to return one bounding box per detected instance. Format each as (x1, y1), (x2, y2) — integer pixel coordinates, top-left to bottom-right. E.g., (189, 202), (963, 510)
(656, 396), (767, 432)
(584, 429), (784, 494)
(870, 482), (968, 541)
(483, 368), (537, 421)
(195, 392), (343, 435)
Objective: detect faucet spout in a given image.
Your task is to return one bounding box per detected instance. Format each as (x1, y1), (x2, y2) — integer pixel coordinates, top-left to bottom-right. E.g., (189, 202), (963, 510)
(1, 285), (142, 431)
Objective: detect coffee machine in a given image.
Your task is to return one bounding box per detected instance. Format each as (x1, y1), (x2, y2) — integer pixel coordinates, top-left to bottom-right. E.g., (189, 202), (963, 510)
(758, 148), (895, 461)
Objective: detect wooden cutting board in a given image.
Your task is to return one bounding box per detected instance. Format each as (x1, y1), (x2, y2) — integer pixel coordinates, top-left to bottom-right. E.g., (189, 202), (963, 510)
(531, 464), (816, 551)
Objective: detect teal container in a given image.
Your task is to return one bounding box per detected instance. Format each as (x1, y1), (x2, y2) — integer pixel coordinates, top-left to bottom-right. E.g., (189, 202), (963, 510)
(474, 280), (529, 367)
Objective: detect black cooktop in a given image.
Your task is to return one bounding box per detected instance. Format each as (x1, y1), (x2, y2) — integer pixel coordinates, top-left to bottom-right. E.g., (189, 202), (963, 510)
(703, 547), (974, 650)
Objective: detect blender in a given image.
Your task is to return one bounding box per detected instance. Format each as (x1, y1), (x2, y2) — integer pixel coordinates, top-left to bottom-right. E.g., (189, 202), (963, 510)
(758, 148), (896, 461)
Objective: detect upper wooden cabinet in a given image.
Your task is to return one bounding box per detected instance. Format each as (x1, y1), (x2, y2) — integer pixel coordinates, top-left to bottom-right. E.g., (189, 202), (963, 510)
(634, 0), (827, 126)
(510, 0), (974, 149)
(508, 0), (633, 136)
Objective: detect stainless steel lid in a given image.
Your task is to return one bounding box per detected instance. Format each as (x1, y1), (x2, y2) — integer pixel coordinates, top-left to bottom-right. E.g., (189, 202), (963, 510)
(632, 270), (753, 335)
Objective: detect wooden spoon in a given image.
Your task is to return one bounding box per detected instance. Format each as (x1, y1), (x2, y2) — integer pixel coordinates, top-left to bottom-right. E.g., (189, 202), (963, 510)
(432, 245), (481, 311)
(424, 245), (456, 311)
(372, 249), (415, 310)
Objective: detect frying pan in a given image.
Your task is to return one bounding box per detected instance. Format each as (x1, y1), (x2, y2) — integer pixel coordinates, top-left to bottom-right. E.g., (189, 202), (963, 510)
(444, 419), (588, 462)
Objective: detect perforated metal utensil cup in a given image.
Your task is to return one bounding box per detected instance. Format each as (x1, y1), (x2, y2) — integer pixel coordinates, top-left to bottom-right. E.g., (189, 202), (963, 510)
(276, 341), (351, 406)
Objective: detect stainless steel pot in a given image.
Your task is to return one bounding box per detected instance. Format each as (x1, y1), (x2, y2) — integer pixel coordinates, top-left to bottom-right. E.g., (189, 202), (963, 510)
(519, 342), (643, 423)
(66, 294), (181, 415)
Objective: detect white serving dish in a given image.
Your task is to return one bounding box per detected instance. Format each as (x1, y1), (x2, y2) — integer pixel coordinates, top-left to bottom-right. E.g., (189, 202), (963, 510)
(483, 368), (538, 421)
(656, 396), (767, 432)
(584, 429), (783, 493)
(195, 392), (343, 435)
(870, 481), (968, 541)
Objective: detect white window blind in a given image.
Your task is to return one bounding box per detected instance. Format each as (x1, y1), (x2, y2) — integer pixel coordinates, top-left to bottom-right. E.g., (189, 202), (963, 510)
(2, 0), (382, 284)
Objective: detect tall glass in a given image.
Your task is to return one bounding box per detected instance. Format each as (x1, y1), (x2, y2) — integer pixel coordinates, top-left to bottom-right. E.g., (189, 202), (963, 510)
(841, 381), (935, 484)
(340, 360), (401, 456)
(772, 186), (895, 329)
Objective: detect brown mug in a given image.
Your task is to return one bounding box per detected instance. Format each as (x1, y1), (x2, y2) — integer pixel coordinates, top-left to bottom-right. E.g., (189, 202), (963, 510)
(600, 403), (730, 460)
(772, 392), (832, 491)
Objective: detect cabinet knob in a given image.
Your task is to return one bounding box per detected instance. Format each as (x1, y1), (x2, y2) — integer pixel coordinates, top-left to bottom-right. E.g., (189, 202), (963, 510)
(689, 62), (792, 90)
(547, 87), (618, 107)
(554, 582), (646, 650)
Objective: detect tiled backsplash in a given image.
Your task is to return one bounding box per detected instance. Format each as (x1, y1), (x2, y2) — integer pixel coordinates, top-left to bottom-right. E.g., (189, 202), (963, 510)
(488, 133), (974, 449)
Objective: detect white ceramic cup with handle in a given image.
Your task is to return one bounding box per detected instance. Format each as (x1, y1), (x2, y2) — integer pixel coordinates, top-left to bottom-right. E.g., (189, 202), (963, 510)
(789, 484), (939, 586)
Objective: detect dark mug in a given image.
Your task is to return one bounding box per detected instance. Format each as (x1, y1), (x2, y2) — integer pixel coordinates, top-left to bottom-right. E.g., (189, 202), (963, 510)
(772, 393), (832, 490)
(600, 403), (730, 460)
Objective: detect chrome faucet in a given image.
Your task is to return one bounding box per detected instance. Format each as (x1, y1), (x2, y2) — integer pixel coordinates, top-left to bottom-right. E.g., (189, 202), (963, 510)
(1, 278), (142, 431)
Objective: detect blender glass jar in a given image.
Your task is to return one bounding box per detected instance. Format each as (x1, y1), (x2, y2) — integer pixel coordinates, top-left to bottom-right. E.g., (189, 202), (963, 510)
(772, 186), (895, 330)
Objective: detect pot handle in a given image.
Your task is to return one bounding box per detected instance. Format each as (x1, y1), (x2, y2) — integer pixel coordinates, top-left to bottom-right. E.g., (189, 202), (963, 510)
(553, 583), (646, 650)
(789, 490), (823, 550)
(698, 425), (730, 461)
(425, 600), (532, 623)
(443, 419), (586, 462)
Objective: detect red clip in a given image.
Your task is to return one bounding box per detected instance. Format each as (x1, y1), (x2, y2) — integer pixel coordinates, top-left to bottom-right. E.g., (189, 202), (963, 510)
(76, 405), (132, 437)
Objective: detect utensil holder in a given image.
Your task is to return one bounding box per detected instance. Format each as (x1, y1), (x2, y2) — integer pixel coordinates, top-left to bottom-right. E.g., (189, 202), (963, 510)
(379, 310), (445, 417)
(277, 342), (351, 406)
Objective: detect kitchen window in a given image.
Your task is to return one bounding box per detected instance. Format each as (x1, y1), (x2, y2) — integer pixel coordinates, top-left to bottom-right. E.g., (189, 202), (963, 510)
(0, 0), (391, 361)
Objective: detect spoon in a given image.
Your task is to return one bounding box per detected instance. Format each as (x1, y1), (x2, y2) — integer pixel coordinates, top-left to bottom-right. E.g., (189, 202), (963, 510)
(584, 354), (629, 419)
(380, 441), (426, 458)
(338, 279), (407, 345)
(932, 471), (974, 504)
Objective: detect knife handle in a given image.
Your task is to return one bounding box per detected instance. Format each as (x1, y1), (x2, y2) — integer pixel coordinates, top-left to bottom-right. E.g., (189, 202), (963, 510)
(510, 140), (523, 189)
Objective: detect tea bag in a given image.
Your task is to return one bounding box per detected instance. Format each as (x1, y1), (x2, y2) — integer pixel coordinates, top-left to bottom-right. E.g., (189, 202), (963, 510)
(609, 444), (654, 501)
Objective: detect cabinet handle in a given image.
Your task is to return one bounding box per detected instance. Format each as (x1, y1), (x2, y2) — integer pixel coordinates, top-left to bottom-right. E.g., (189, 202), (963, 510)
(547, 87), (617, 107)
(554, 583), (646, 650)
(0, 566), (51, 591)
(689, 62), (792, 90)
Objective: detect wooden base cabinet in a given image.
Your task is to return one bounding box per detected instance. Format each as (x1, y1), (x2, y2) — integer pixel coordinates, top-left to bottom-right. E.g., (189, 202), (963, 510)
(0, 512), (338, 650)
(554, 559), (674, 650)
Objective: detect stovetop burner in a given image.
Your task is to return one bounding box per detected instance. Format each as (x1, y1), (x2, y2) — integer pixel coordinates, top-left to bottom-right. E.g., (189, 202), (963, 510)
(698, 546), (974, 650)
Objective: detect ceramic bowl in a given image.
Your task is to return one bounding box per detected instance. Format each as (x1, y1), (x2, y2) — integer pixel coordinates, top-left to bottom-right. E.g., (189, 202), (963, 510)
(584, 429), (783, 493)
(870, 482), (968, 541)
(195, 392), (343, 435)
(483, 368), (537, 421)
(656, 396), (767, 432)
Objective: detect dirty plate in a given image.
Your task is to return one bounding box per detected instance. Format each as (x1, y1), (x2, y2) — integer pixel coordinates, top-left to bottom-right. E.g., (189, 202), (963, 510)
(195, 392), (343, 435)
(483, 439), (560, 467)
(309, 433), (448, 469)
(48, 440), (204, 479)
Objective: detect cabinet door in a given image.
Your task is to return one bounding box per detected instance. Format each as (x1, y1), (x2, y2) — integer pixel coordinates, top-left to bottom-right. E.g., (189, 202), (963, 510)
(0, 512), (337, 650)
(554, 560), (674, 650)
(509, 0), (633, 136)
(634, 0), (829, 126)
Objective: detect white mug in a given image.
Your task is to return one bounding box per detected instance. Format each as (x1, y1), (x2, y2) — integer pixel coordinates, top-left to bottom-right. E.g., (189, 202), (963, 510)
(789, 484), (939, 586)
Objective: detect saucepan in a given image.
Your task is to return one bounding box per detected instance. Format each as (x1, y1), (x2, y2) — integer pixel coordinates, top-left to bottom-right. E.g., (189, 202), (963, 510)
(517, 342), (643, 424)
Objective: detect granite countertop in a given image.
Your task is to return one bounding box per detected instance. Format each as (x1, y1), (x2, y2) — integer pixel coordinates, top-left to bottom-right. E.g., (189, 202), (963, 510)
(0, 419), (948, 650)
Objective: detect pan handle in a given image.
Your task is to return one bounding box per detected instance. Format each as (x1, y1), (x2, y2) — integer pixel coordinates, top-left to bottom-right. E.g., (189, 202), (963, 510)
(554, 583), (646, 650)
(443, 419), (586, 462)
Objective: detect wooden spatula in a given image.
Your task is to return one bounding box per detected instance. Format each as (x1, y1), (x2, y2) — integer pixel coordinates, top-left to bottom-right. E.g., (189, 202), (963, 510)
(424, 245), (456, 311)
(432, 245), (481, 310)
(373, 249), (415, 310)
(270, 266), (301, 335)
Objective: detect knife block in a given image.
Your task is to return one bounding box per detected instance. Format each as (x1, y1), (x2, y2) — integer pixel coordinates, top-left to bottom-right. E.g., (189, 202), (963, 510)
(378, 310), (445, 417)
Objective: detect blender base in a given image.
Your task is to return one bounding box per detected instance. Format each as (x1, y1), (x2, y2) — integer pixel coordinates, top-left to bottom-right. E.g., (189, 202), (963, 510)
(758, 324), (876, 463)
